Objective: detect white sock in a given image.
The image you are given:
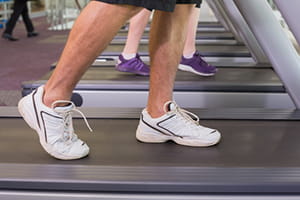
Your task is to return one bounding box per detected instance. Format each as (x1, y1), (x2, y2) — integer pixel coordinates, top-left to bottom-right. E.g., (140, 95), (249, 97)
(183, 51), (196, 59)
(122, 53), (136, 60)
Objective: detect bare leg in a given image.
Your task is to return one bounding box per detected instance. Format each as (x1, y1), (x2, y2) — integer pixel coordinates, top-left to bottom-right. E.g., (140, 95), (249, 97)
(123, 9), (151, 54)
(183, 7), (200, 56)
(147, 4), (194, 117)
(44, 1), (141, 107)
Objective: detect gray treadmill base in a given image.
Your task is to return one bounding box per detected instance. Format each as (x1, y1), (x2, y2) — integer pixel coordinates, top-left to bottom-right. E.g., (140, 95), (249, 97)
(0, 116), (300, 194)
(56, 90), (295, 109)
(52, 58), (266, 70)
(101, 44), (251, 58)
(2, 107), (300, 120)
(93, 57), (259, 67)
(22, 66), (292, 109)
(1, 192), (300, 200)
(111, 38), (239, 46)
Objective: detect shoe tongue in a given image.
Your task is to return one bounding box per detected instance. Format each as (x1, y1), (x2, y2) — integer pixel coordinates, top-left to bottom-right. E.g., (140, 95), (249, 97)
(165, 101), (177, 112)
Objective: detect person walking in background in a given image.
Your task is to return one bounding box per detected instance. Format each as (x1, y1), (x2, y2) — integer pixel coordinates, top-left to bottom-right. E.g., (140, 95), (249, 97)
(2, 0), (39, 41)
(116, 6), (217, 77)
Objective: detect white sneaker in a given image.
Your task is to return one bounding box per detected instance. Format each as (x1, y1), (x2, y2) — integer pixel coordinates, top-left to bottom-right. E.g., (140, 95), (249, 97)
(136, 101), (221, 147)
(18, 86), (92, 160)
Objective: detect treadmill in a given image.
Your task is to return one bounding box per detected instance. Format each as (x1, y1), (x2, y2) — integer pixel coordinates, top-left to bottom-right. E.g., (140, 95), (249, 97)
(22, 65), (295, 109)
(1, 107), (300, 199)
(31, 21), (292, 109)
(2, 0), (300, 199)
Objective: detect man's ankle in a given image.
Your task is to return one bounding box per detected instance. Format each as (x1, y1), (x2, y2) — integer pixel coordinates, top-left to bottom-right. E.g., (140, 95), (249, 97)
(146, 105), (167, 118)
(43, 91), (69, 108)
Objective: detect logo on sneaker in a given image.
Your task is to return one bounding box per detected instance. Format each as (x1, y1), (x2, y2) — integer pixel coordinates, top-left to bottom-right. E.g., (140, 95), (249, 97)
(32, 89), (64, 143)
(141, 114), (183, 138)
(32, 89), (41, 129)
(40, 111), (62, 143)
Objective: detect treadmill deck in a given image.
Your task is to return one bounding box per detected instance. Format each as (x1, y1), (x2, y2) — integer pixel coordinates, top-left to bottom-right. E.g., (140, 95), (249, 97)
(1, 113), (300, 194)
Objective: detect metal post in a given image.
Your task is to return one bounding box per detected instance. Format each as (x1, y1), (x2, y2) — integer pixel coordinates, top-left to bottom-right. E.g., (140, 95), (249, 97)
(221, 0), (269, 64)
(234, 0), (300, 108)
(205, 0), (230, 31)
(274, 0), (300, 46)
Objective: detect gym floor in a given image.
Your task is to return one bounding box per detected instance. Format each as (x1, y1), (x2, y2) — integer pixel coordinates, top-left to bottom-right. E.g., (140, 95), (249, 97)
(0, 17), (68, 106)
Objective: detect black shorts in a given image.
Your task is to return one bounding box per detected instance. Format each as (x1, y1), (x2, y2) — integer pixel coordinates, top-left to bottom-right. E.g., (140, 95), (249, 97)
(94, 0), (202, 12)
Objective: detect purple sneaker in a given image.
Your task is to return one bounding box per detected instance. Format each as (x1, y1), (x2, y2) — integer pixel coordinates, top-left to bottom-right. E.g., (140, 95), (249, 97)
(179, 51), (217, 76)
(116, 54), (150, 76)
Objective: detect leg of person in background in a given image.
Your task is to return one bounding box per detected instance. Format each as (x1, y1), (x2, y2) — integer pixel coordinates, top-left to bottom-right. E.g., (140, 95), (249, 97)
(18, 1), (142, 160)
(2, 0), (26, 41)
(116, 9), (151, 76)
(136, 4), (221, 147)
(117, 4), (217, 77)
(21, 0), (39, 37)
(179, 6), (217, 76)
(183, 6), (202, 57)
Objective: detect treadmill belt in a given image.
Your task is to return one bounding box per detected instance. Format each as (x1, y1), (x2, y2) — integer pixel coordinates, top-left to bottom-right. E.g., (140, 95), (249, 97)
(1, 117), (300, 166)
(102, 44), (250, 57)
(115, 31), (234, 39)
(132, 21), (224, 29)
(25, 67), (283, 92)
(1, 117), (300, 193)
(196, 21), (223, 28)
(121, 22), (226, 33)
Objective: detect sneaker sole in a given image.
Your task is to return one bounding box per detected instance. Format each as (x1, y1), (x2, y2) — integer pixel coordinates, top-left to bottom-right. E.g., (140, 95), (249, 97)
(178, 64), (216, 77)
(18, 94), (89, 160)
(136, 127), (221, 147)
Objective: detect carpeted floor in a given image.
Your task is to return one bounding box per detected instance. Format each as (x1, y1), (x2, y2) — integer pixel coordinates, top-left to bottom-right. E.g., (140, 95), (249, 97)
(0, 17), (69, 106)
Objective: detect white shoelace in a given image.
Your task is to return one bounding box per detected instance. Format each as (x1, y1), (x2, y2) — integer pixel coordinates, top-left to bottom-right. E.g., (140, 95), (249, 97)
(52, 100), (93, 142)
(163, 101), (200, 126)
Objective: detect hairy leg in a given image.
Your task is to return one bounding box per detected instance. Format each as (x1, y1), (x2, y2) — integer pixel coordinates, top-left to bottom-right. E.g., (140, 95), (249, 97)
(147, 4), (194, 117)
(44, 1), (141, 107)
